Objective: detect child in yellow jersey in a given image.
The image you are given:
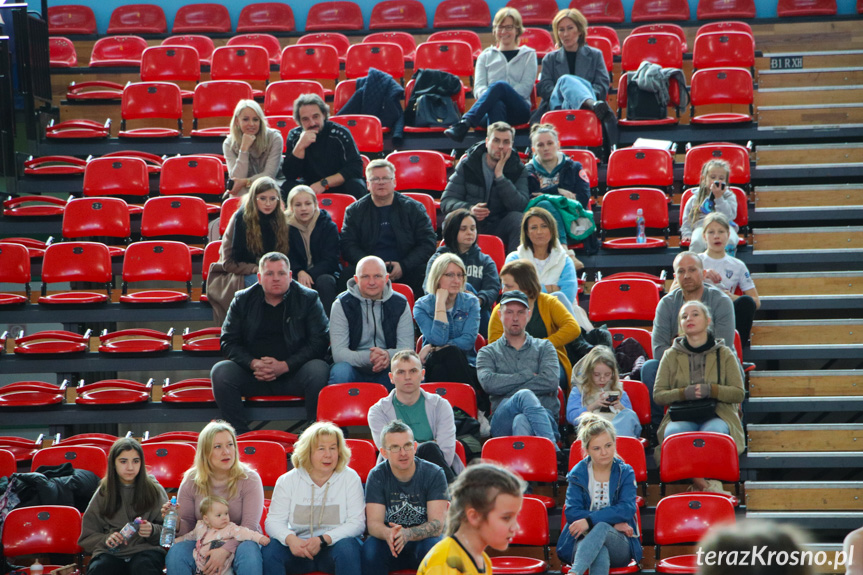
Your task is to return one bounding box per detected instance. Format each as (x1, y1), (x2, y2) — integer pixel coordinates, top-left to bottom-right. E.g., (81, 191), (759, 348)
(417, 462), (526, 575)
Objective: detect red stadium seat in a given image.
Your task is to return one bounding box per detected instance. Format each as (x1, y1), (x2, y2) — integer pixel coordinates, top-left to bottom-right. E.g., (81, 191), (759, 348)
(2, 505), (83, 571)
(75, 379), (151, 405)
(55, 433), (121, 453)
(609, 327), (654, 359)
(267, 115), (296, 152)
(238, 430), (298, 451)
(660, 431), (740, 505)
(616, 72), (681, 126)
(427, 30), (482, 59)
(49, 36), (77, 67)
(696, 21), (754, 41)
(569, 436), (648, 505)
(588, 26), (621, 54)
(142, 431), (201, 443)
(622, 379), (653, 431)
(420, 382), (478, 418)
(621, 32), (683, 73)
(172, 3), (232, 33)
(238, 3), (296, 33)
(403, 192), (437, 231)
(121, 241), (193, 303)
(61, 196), (130, 253)
(364, 32), (418, 64)
(32, 445), (108, 476)
(180, 327), (221, 353)
(306, 1), (364, 31)
(142, 442), (196, 489)
(140, 196), (209, 250)
(238, 441), (288, 488)
(162, 34), (215, 66)
(191, 80), (254, 137)
(140, 46), (200, 99)
(108, 4), (167, 34)
(698, 0), (756, 18)
(38, 242), (112, 305)
(600, 187), (669, 249)
(227, 33), (282, 65)
(89, 35), (148, 67)
(631, 0), (691, 20)
(520, 27), (555, 58)
(120, 82), (183, 138)
(14, 330), (91, 355)
(586, 35), (614, 74)
(160, 155), (226, 200)
(318, 193), (356, 231)
(0, 243), (32, 305)
(210, 45), (270, 99)
(506, 0), (559, 24)
(606, 147), (674, 192)
(345, 439), (378, 483)
(0, 449), (16, 477)
(489, 496), (550, 574)
(561, 149), (599, 191)
(476, 234), (505, 272)
(345, 43), (405, 82)
(693, 31), (755, 71)
(568, 0), (625, 23)
(265, 80), (325, 116)
(540, 110), (603, 149)
(678, 186), (749, 247)
(370, 0), (427, 29)
(386, 150), (449, 194)
(83, 157), (149, 213)
(588, 277), (661, 323)
(297, 32), (351, 63)
(690, 68), (754, 124)
(160, 379), (215, 403)
(433, 0), (491, 28)
(24, 154), (87, 175)
(2, 193), (68, 216)
(391, 283), (416, 311)
(655, 493), (736, 573)
(631, 23), (688, 52)
(332, 79), (357, 115)
(0, 437), (40, 463)
(200, 241), (222, 302)
(98, 329), (173, 354)
(45, 118), (111, 139)
(329, 115), (383, 154)
(683, 142), (751, 188)
(778, 0), (837, 16)
(48, 5), (96, 35)
(280, 44), (340, 95)
(481, 436), (558, 509)
(316, 383), (389, 427)
(414, 41), (475, 80)
(402, 78), (466, 133)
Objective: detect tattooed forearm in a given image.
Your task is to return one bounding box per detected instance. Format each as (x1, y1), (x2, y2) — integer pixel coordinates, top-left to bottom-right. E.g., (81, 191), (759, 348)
(406, 519), (443, 541)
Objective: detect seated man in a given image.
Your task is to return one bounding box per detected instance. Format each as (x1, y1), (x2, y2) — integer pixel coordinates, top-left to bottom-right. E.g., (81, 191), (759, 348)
(282, 93), (366, 199)
(329, 255), (415, 387)
(368, 350), (463, 482)
(339, 158), (437, 297)
(363, 420), (449, 575)
(211, 252), (330, 434)
(476, 290), (560, 448)
(440, 121), (529, 252)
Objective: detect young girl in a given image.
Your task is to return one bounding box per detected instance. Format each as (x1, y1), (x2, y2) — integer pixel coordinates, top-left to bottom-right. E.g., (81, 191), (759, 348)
(176, 496), (270, 575)
(557, 414), (642, 574)
(680, 160), (739, 255)
(698, 212), (761, 346)
(417, 462), (527, 574)
(78, 438), (168, 575)
(567, 346), (642, 438)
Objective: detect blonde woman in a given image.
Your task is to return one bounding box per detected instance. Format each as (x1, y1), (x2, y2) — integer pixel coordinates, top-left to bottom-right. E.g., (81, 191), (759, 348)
(567, 346), (641, 437)
(166, 421), (265, 575)
(263, 422), (364, 575)
(223, 99), (283, 198)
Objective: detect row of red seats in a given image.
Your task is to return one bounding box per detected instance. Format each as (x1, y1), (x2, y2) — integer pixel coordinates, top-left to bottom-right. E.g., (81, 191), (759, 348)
(47, 0), (846, 39)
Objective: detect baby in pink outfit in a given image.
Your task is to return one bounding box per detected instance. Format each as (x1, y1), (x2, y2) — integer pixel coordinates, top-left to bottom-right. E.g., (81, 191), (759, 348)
(176, 495), (270, 575)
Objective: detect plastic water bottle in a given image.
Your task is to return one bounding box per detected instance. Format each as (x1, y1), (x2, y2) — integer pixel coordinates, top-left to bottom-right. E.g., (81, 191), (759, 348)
(111, 517), (143, 552)
(29, 560), (43, 575)
(635, 208), (646, 244)
(160, 496), (179, 549)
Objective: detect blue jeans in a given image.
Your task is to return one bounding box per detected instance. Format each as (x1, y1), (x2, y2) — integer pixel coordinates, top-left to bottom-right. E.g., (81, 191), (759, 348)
(262, 536), (362, 575)
(490, 389), (559, 445)
(570, 521), (633, 573)
(664, 417), (730, 438)
(328, 362), (393, 390)
(612, 409), (643, 438)
(361, 535), (440, 575)
(463, 81), (531, 127)
(166, 539), (262, 575)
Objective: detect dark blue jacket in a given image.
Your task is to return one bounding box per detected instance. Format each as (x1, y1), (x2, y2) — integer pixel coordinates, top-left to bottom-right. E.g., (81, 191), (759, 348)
(288, 209), (341, 280)
(557, 456), (643, 564)
(337, 290), (407, 351)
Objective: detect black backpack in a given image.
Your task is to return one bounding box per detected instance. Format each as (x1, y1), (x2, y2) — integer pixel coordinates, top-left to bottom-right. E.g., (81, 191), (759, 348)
(626, 77), (667, 120)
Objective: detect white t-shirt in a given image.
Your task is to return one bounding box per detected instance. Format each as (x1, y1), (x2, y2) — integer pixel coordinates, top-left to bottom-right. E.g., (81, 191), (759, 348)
(587, 461), (611, 512)
(699, 253), (755, 293)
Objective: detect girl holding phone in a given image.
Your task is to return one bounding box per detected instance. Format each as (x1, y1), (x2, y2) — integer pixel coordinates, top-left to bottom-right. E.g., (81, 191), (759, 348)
(680, 160), (739, 255)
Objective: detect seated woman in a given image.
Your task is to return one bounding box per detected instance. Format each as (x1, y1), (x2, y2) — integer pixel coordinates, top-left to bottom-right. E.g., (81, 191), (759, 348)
(262, 422), (364, 575)
(285, 184), (341, 316)
(567, 346), (642, 438)
(208, 177), (291, 323)
(698, 212), (760, 347)
(415, 254), (483, 404)
(535, 9), (617, 145)
(223, 99), (284, 199)
(490, 259), (581, 389)
(79, 437), (168, 575)
(681, 159), (739, 255)
(166, 421), (265, 575)
(557, 414), (642, 574)
(504, 207), (579, 310)
(426, 208), (501, 336)
(653, 300), (745, 494)
(444, 7), (537, 142)
(526, 123), (592, 210)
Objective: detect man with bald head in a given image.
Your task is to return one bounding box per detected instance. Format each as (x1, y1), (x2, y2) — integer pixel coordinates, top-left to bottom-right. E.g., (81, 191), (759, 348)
(641, 252), (736, 427)
(329, 256), (415, 387)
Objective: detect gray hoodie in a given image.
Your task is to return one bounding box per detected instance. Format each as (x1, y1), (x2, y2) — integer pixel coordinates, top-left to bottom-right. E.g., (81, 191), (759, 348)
(329, 278), (415, 371)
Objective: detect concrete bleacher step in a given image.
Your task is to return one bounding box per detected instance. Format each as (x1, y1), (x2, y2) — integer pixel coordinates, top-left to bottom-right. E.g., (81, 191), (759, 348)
(755, 185), (863, 209)
(756, 85), (863, 107)
(751, 226), (863, 252)
(749, 370), (863, 398)
(746, 481), (863, 511)
(757, 67), (863, 89)
(751, 271), (863, 310)
(746, 319), (863, 360)
(755, 143), (863, 166)
(756, 103), (863, 128)
(747, 424), (863, 452)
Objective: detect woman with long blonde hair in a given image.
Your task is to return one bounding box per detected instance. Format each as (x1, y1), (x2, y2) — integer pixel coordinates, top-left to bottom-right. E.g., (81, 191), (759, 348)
(223, 99), (283, 197)
(567, 346), (641, 437)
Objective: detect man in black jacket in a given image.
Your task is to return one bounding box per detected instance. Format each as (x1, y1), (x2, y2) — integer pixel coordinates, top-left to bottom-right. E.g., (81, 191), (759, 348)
(282, 93), (367, 199)
(338, 158), (437, 298)
(211, 252), (330, 433)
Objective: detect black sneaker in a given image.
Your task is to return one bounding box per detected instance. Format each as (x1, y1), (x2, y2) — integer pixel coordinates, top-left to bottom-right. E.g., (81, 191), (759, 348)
(444, 120), (470, 143)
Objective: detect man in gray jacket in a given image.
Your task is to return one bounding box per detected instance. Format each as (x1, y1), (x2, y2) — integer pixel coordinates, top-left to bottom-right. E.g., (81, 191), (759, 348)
(368, 350), (462, 482)
(440, 122), (529, 252)
(329, 256), (415, 387)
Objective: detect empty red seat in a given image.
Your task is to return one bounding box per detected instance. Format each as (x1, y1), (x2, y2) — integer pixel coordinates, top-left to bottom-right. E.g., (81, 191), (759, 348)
(48, 5), (96, 35)
(506, 0), (559, 24)
(345, 42), (405, 80)
(697, 0), (756, 18)
(161, 378), (216, 403)
(38, 242), (112, 305)
(107, 4), (167, 34)
(370, 0), (427, 29)
(89, 35), (148, 67)
(75, 379), (152, 404)
(296, 32), (351, 63)
(520, 28), (555, 58)
(587, 25), (621, 54)
(415, 40), (475, 79)
(433, 0), (491, 28)
(621, 32), (683, 72)
(690, 68), (754, 124)
(49, 37), (77, 68)
(693, 31), (755, 71)
(0, 243), (31, 306)
(279, 44), (340, 94)
(83, 156), (150, 208)
(777, 0), (837, 16)
(631, 23), (688, 52)
(14, 330), (91, 355)
(140, 196), (209, 248)
(160, 155), (226, 200)
(98, 329), (173, 353)
(182, 327), (222, 353)
(606, 147), (674, 191)
(173, 3), (232, 33)
(696, 21), (755, 41)
(589, 277), (661, 323)
(210, 45), (270, 99)
(45, 118), (111, 139)
(386, 150), (449, 194)
(191, 80), (254, 137)
(363, 32), (418, 63)
(237, 2), (296, 32)
(540, 110), (603, 148)
(427, 30), (483, 59)
(329, 115), (384, 154)
(2, 195), (67, 218)
(120, 82), (183, 138)
(600, 188), (670, 250)
(568, 0), (625, 23)
(121, 241), (193, 303)
(32, 446), (108, 476)
(631, 0), (691, 21)
(140, 46), (201, 98)
(162, 34), (216, 66)
(24, 155), (87, 175)
(0, 381), (66, 408)
(227, 33), (282, 65)
(317, 194), (356, 231)
(265, 80), (325, 116)
(305, 1), (364, 31)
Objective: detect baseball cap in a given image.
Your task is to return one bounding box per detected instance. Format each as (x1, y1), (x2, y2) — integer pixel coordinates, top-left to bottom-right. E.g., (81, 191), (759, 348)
(499, 290), (529, 307)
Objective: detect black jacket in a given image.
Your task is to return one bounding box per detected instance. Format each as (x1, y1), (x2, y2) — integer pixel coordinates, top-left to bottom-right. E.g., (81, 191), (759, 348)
(339, 67), (405, 141)
(440, 141), (529, 218)
(288, 209), (341, 280)
(282, 120), (364, 184)
(221, 281), (329, 371)
(339, 192), (437, 276)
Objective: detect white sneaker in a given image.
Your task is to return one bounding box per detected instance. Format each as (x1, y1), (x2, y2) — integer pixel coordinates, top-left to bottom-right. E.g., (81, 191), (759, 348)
(477, 411), (491, 438)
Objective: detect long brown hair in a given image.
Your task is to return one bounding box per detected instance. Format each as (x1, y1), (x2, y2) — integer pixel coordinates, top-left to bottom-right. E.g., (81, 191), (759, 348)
(100, 437), (162, 517)
(242, 177), (290, 257)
